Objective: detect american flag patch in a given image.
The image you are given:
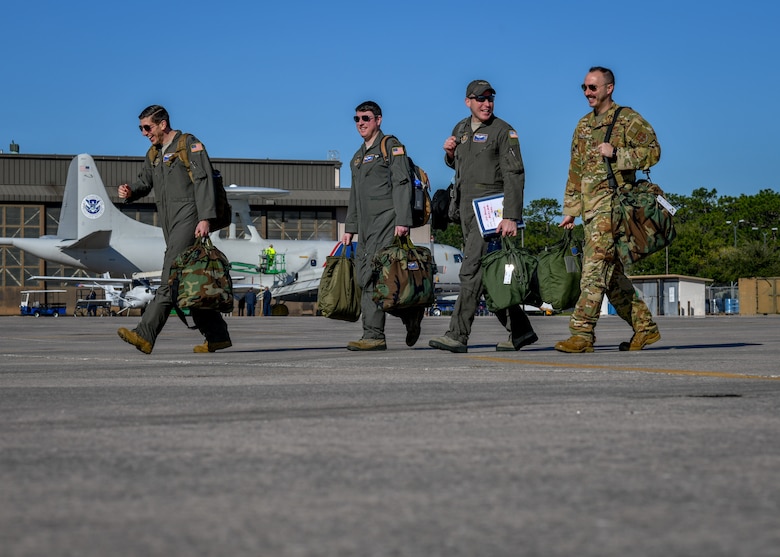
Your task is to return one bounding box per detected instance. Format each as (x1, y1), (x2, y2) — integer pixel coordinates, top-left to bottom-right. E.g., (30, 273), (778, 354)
(509, 130), (518, 139)
(190, 142), (204, 153)
(391, 146), (405, 156)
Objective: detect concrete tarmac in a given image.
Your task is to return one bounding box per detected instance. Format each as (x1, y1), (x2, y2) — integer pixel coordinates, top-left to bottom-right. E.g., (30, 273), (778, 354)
(2, 313), (779, 557)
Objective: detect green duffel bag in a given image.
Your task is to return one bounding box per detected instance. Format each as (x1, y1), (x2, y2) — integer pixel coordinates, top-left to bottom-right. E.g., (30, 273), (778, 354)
(318, 247), (361, 322)
(481, 237), (541, 312)
(536, 229), (583, 311)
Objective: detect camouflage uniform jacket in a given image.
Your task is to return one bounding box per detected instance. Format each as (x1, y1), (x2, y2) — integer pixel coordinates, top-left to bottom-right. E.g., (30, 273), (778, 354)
(447, 115), (525, 221)
(345, 131), (414, 286)
(563, 103), (661, 222)
(128, 131), (217, 242)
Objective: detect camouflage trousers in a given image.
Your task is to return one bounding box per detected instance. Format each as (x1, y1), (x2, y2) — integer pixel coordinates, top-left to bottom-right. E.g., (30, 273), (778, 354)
(569, 212), (657, 341)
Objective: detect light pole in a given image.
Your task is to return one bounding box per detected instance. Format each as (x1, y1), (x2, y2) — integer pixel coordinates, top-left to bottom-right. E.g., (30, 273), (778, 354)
(725, 219), (745, 248)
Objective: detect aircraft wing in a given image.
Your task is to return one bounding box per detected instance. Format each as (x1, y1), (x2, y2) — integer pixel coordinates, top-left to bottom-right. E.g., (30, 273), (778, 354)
(29, 275), (133, 286)
(233, 283), (262, 292)
(225, 185), (290, 199)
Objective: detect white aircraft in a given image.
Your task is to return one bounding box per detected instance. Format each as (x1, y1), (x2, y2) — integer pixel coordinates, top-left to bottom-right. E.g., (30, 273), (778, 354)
(2, 154), (463, 299)
(28, 272), (156, 314)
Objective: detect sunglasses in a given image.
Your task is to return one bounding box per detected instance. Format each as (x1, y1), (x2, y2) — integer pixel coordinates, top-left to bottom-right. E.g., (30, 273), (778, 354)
(353, 115), (375, 122)
(581, 83), (609, 92)
(138, 124), (154, 132)
(468, 95), (495, 103)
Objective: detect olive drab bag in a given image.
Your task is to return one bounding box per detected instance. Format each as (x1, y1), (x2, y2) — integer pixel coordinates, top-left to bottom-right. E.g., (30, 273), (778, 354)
(480, 236), (541, 313)
(371, 236), (435, 313)
(318, 245), (362, 322)
(169, 237), (234, 327)
(604, 108), (677, 265)
(147, 133), (232, 231)
(535, 229), (583, 311)
(379, 135), (431, 228)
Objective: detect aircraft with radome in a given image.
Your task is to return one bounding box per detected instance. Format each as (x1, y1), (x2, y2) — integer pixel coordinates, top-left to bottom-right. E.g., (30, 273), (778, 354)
(2, 154), (464, 299)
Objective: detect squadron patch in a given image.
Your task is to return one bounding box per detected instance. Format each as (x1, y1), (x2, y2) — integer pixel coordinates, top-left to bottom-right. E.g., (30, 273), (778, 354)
(190, 142), (204, 153)
(473, 133), (488, 143)
(391, 146), (405, 156)
(635, 132), (648, 144)
(460, 133), (469, 144)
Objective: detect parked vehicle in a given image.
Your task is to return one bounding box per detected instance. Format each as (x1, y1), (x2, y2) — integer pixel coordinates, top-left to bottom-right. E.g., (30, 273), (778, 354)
(20, 290), (67, 317)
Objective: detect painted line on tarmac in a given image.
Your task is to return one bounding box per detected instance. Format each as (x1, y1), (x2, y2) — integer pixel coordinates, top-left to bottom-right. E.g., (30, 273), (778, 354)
(471, 356), (780, 381)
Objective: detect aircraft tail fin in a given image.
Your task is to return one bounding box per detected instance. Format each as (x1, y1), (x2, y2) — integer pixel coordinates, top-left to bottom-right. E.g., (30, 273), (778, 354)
(58, 154), (156, 241)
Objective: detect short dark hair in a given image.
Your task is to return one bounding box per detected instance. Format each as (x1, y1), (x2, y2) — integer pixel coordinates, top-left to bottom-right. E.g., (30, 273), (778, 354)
(138, 105), (170, 126)
(588, 66), (615, 86)
(354, 101), (382, 118)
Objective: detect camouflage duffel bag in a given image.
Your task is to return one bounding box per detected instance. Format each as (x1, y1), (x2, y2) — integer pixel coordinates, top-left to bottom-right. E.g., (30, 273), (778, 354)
(611, 179), (677, 265)
(371, 235), (435, 313)
(169, 237), (234, 324)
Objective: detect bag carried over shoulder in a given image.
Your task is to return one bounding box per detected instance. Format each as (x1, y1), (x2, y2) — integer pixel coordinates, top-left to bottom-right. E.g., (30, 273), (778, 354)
(147, 133), (232, 231)
(169, 237), (234, 327)
(379, 135), (431, 228)
(535, 229), (583, 311)
(604, 107), (676, 265)
(372, 235), (435, 313)
(318, 245), (362, 322)
(481, 236), (541, 313)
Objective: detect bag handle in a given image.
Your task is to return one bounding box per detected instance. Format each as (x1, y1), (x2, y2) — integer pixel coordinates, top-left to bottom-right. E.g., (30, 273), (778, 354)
(393, 235), (415, 251)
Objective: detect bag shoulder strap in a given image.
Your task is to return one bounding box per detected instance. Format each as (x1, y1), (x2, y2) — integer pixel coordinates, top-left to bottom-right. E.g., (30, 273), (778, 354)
(603, 107), (624, 190)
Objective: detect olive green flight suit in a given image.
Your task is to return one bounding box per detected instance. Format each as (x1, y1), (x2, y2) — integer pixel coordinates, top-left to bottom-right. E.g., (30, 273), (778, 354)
(562, 103), (661, 341)
(125, 131), (230, 347)
(443, 115), (535, 346)
(345, 131), (415, 340)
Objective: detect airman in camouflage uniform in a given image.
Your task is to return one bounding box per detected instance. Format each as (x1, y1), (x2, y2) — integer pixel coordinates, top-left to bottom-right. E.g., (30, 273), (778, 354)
(116, 105), (231, 354)
(429, 80), (537, 354)
(342, 100), (425, 351)
(556, 67), (661, 353)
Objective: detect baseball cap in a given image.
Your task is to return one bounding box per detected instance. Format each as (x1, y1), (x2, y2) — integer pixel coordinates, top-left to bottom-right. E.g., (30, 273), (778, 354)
(466, 80), (496, 97)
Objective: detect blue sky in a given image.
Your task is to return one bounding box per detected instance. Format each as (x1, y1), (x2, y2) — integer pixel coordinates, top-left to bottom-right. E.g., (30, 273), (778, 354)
(3, 0), (778, 206)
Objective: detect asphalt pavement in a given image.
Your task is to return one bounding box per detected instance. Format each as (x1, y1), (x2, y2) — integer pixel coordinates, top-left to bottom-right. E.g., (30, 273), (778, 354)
(2, 313), (779, 557)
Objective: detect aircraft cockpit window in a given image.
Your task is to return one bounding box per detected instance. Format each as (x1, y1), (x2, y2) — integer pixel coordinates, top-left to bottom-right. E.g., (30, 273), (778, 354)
(454, 254), (463, 263)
